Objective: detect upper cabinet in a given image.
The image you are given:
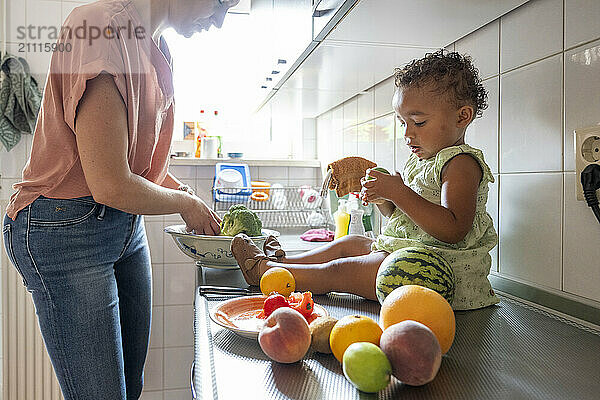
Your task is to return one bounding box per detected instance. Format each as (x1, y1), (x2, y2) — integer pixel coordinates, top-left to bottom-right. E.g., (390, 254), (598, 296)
(251, 0), (314, 96)
(312, 0), (359, 41)
(273, 0), (314, 68)
(265, 0), (530, 118)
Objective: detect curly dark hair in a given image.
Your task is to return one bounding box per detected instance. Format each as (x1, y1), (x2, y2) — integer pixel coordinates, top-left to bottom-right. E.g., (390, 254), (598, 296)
(394, 50), (488, 118)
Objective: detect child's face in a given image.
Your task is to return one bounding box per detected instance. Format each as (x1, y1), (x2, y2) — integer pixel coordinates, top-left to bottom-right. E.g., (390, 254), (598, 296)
(393, 84), (472, 160)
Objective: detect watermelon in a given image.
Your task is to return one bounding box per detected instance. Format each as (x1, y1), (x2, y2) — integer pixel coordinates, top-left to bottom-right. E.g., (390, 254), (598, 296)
(375, 247), (454, 305)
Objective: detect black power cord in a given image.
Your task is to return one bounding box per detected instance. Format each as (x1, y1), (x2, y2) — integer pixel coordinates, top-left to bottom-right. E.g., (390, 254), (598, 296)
(581, 164), (600, 224)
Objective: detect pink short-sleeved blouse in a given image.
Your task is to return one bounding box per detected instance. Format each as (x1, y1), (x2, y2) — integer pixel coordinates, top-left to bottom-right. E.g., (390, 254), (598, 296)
(7, 0), (174, 219)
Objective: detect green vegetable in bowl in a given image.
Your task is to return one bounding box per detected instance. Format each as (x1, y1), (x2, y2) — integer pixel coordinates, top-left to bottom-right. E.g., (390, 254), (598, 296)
(220, 204), (263, 237)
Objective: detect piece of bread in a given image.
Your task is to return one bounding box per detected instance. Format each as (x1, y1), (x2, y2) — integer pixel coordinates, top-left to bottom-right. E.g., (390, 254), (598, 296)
(327, 156), (377, 197)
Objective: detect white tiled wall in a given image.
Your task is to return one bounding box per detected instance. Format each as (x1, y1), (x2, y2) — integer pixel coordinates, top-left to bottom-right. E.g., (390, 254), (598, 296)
(316, 0), (600, 307)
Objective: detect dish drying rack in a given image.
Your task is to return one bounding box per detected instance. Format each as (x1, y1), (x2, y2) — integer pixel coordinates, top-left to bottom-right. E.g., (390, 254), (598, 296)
(212, 185), (330, 229)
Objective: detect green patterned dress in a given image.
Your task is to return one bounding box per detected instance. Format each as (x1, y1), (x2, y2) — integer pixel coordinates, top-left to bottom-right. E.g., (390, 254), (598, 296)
(372, 144), (499, 310)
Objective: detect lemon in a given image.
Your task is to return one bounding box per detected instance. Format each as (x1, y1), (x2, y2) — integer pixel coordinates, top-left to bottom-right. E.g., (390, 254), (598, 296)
(260, 267), (296, 297)
(329, 315), (383, 362)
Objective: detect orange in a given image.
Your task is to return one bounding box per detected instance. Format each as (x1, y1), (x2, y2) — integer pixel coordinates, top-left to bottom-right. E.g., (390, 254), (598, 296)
(380, 285), (455, 354)
(260, 267), (296, 297)
(329, 315), (383, 362)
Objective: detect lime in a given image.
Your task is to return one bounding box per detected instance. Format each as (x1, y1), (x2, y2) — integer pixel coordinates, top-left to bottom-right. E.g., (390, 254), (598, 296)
(366, 166), (390, 181)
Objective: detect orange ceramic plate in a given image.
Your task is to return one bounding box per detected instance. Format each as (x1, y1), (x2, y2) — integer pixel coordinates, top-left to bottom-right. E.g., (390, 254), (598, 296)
(209, 295), (329, 340)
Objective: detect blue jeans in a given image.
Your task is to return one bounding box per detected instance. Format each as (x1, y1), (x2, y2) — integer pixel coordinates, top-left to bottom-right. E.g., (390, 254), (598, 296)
(3, 196), (152, 400)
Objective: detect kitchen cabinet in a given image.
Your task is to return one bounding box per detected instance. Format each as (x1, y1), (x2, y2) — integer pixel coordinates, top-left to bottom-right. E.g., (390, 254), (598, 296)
(273, 0), (313, 76)
(251, 0), (314, 95)
(264, 0), (530, 118)
(312, 0), (358, 41)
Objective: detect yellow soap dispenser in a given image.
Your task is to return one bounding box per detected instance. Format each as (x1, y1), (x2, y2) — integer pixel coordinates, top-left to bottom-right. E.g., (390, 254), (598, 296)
(334, 199), (350, 240)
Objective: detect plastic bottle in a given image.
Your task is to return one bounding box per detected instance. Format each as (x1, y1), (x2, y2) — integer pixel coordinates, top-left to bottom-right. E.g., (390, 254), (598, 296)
(334, 199), (350, 240)
(348, 208), (365, 235)
(195, 109), (208, 158)
(347, 193), (366, 235)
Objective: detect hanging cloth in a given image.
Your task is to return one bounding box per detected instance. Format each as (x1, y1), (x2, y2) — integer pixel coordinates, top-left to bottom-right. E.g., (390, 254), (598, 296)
(0, 53), (43, 151)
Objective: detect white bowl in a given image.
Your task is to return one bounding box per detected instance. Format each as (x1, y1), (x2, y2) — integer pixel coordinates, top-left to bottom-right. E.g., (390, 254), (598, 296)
(215, 169), (244, 194)
(164, 225), (280, 269)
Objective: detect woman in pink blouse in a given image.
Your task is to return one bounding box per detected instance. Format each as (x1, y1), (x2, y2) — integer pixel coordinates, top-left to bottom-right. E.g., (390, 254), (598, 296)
(2, 1), (238, 398)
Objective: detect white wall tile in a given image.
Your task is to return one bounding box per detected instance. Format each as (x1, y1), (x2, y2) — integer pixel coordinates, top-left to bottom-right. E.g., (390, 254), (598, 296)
(169, 166), (196, 179)
(164, 232), (195, 263)
(564, 38), (600, 171)
(0, 135), (28, 178)
(373, 114), (395, 172)
(467, 77), (499, 173)
(357, 89), (374, 124)
(163, 264), (196, 305)
(140, 390), (163, 400)
(25, 0), (62, 40)
(163, 389), (191, 400)
(562, 172), (600, 302)
(195, 166), (215, 180)
(455, 20), (499, 80)
(163, 347), (193, 389)
(288, 178), (318, 188)
(146, 221), (164, 264)
(143, 348), (164, 391)
(498, 173), (562, 289)
(357, 122), (374, 161)
(164, 305), (194, 347)
(302, 138), (317, 159)
(332, 104), (344, 132)
(0, 178), (19, 202)
(196, 178), (214, 205)
(342, 125), (358, 157)
(500, 55), (563, 173)
(487, 175), (499, 272)
(289, 167), (318, 180)
(302, 117), (317, 140)
(565, 0), (600, 49)
(152, 264), (164, 305)
(149, 306), (163, 349)
(374, 77), (395, 118)
(144, 215), (164, 223)
(343, 96), (358, 128)
(249, 166), (259, 181)
(500, 0), (563, 72)
(164, 213), (185, 224)
(258, 166), (288, 182)
(5, 0), (26, 43)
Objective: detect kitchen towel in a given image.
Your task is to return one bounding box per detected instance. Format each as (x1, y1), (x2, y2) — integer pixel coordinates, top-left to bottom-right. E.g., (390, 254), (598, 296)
(300, 228), (334, 242)
(0, 53), (42, 152)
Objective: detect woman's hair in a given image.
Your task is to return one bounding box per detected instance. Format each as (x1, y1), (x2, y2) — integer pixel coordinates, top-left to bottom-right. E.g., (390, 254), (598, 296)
(394, 50), (488, 118)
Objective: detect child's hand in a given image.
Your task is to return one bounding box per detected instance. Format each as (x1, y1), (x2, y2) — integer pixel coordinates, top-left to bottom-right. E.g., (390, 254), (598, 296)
(360, 168), (404, 205)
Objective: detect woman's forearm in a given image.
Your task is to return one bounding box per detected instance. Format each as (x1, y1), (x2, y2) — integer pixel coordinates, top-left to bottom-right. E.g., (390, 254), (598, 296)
(96, 172), (193, 216)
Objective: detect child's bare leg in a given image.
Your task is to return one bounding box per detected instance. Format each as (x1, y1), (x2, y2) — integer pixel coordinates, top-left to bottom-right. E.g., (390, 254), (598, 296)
(281, 235), (374, 264)
(260, 251), (389, 301)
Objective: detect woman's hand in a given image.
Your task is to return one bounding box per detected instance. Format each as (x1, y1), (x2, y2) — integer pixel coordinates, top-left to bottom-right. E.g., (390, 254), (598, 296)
(360, 168), (405, 205)
(180, 195), (222, 235)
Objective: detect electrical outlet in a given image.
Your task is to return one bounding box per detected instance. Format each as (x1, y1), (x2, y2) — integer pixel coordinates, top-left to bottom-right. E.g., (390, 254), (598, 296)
(574, 125), (600, 201)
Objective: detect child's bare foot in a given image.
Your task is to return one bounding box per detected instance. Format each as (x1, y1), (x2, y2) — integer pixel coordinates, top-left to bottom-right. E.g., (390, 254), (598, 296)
(263, 235), (285, 259)
(231, 233), (275, 285)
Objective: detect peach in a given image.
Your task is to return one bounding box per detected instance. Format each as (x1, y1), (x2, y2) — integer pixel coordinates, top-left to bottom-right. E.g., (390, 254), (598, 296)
(258, 307), (311, 363)
(379, 320), (442, 386)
